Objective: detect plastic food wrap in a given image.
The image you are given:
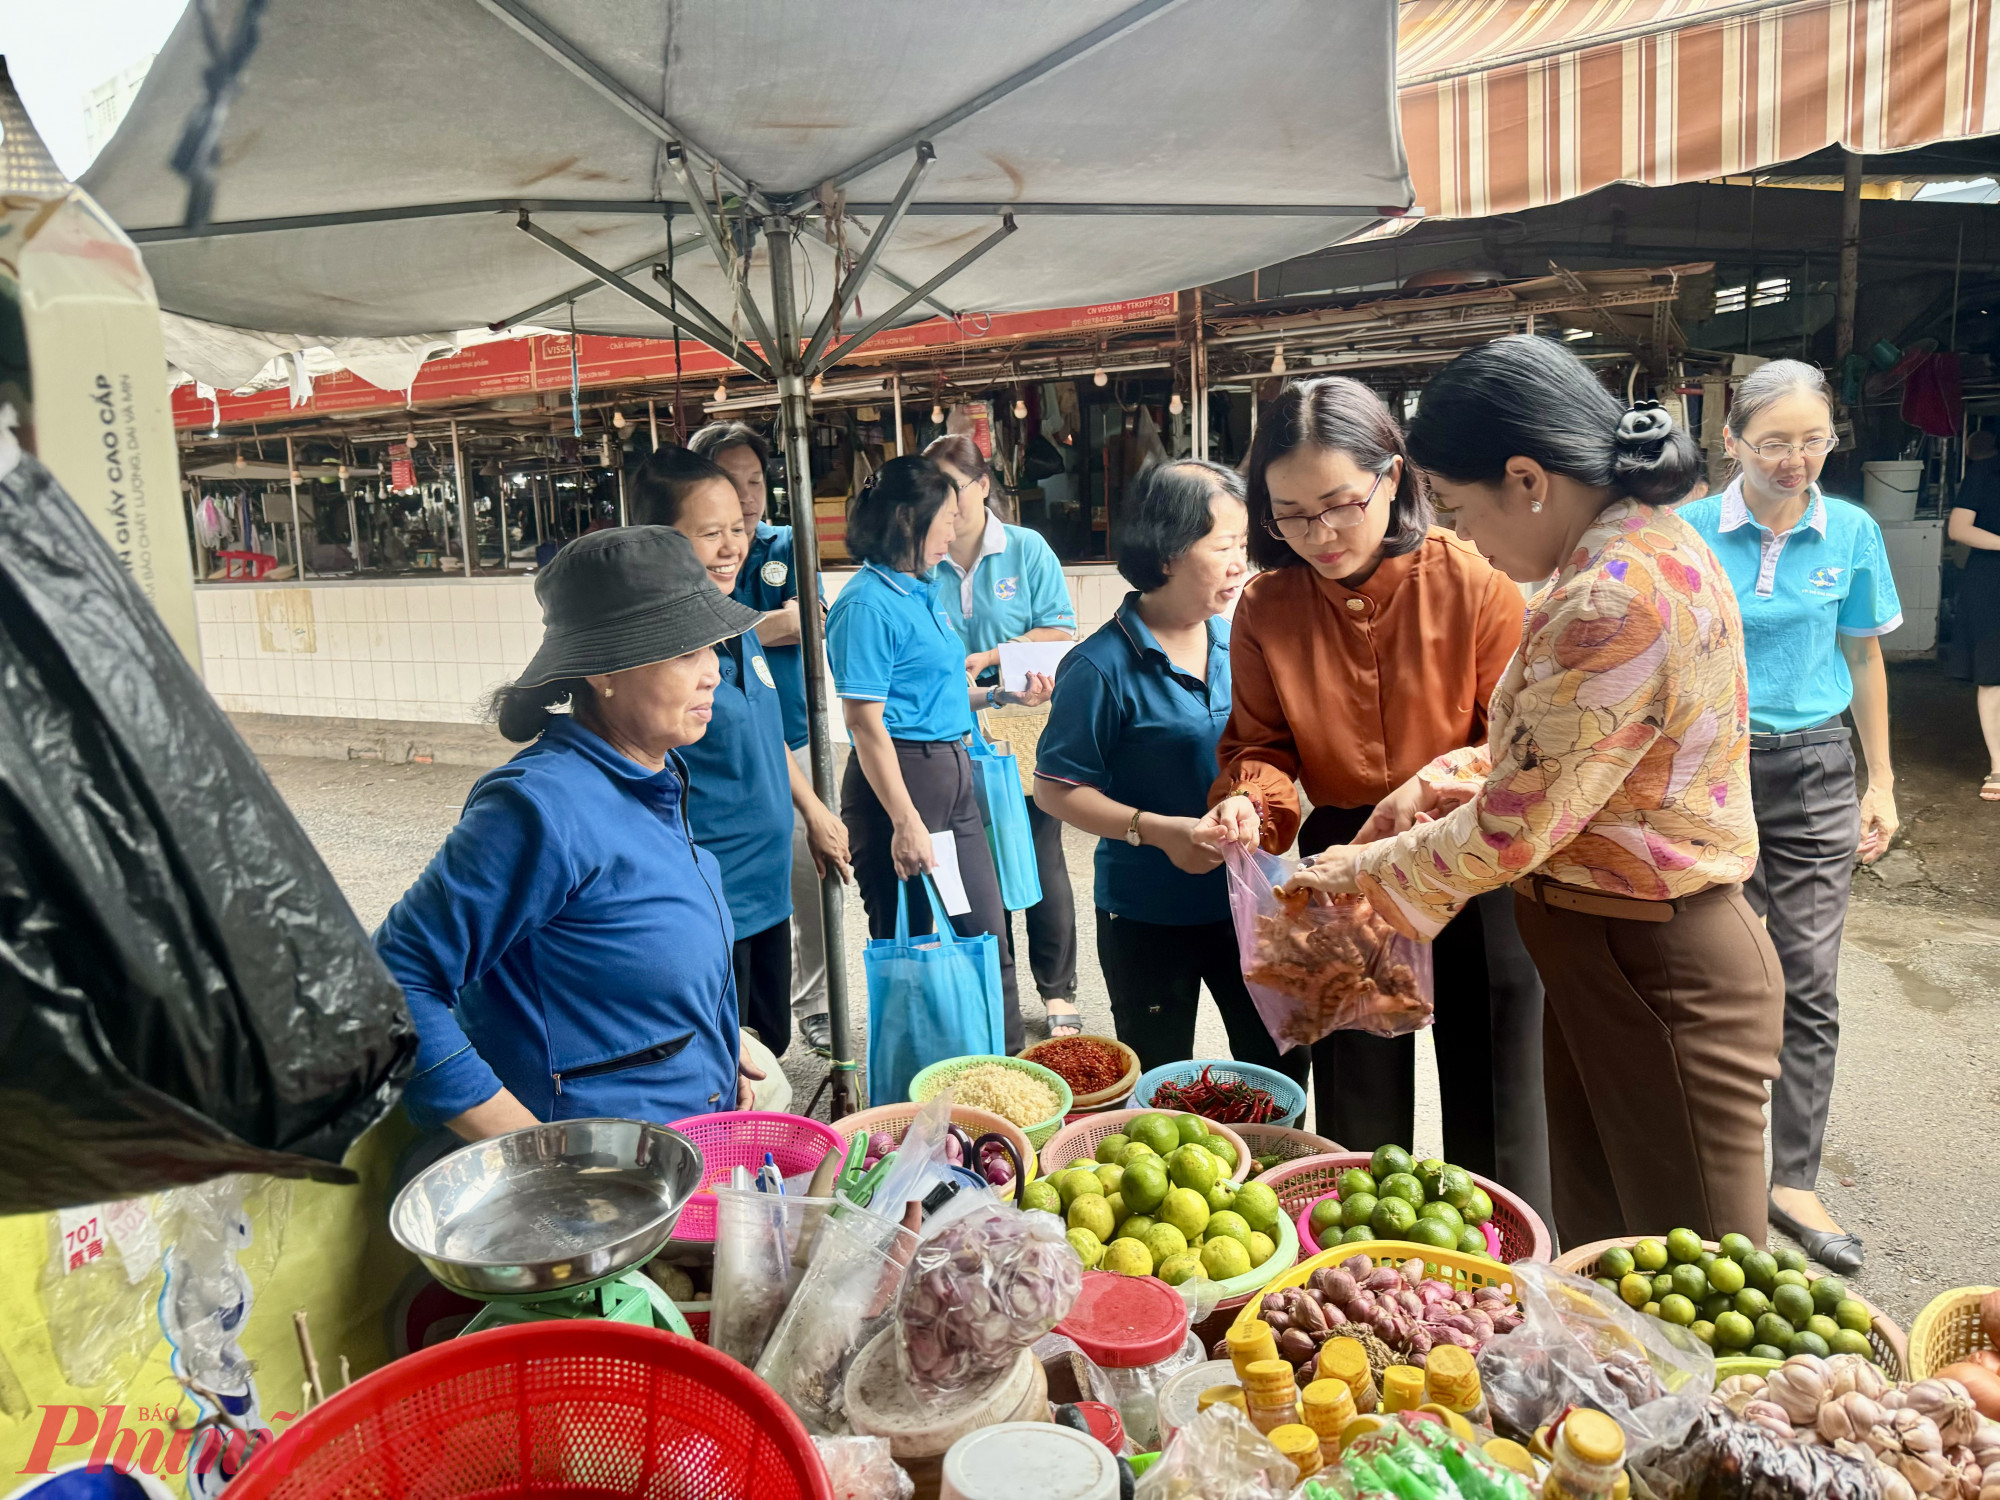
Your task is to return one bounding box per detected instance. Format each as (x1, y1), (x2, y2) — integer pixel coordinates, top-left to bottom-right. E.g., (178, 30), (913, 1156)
(712, 1186), (833, 1367)
(1225, 845), (1434, 1046)
(1300, 1414), (1535, 1499)
(1134, 1403), (1299, 1499)
(812, 1435), (916, 1500)
(1629, 1406), (1885, 1500)
(1475, 1262), (1714, 1464)
(894, 1198), (1081, 1402)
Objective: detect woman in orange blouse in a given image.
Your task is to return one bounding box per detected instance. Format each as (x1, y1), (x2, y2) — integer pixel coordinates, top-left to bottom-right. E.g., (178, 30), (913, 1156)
(1199, 377), (1547, 1219)
(1288, 338), (1783, 1246)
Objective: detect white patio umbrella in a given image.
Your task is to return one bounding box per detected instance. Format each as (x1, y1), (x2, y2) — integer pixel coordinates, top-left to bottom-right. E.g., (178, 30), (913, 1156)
(85, 0), (1412, 1111)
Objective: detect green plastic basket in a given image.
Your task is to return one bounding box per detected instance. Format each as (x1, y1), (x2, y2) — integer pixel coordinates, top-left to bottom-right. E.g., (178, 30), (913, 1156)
(1207, 1200), (1301, 1304)
(1714, 1355), (1783, 1382)
(908, 1054), (1073, 1148)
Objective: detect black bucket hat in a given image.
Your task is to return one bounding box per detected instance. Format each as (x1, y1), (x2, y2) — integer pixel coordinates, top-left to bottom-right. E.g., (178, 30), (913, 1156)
(515, 526), (762, 689)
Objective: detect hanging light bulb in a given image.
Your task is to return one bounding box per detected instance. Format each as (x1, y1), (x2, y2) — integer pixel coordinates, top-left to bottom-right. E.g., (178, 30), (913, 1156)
(337, 463), (351, 479)
(289, 469), (303, 483)
(811, 372), (825, 395)
(1012, 397), (1028, 419)
(930, 401), (945, 424)
(1270, 343), (1287, 375)
(714, 378), (729, 403)
(1092, 366), (1108, 387)
(598, 432), (614, 466)
(233, 448), (245, 469)
(405, 430), (416, 447)
(1169, 391), (1184, 415)
(611, 409), (627, 429)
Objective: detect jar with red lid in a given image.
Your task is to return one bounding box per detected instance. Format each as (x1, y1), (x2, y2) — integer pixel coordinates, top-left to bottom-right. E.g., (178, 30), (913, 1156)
(1052, 1272), (1202, 1451)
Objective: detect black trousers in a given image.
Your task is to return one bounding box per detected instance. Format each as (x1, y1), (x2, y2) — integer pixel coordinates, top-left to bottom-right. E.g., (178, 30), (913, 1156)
(842, 739), (1022, 1051)
(1299, 806), (1551, 1224)
(1096, 910), (1311, 1087)
(1013, 798), (1079, 1002)
(733, 918), (793, 1058)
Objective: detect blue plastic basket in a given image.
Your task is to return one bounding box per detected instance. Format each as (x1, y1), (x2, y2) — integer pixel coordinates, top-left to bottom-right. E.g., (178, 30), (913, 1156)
(1131, 1059), (1308, 1131)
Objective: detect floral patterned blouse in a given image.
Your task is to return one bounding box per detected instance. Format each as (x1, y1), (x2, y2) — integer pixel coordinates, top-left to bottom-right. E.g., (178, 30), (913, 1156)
(1353, 499), (1759, 940)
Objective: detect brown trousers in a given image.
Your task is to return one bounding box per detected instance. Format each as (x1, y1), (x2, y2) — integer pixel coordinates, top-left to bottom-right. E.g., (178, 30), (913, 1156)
(1514, 884), (1784, 1249)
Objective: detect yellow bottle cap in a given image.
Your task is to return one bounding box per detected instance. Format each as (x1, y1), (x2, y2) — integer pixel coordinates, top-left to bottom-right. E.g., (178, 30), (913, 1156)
(1228, 1319), (1279, 1354)
(1424, 1343), (1481, 1408)
(1318, 1337), (1369, 1385)
(1482, 1437), (1539, 1478)
(1562, 1409), (1628, 1468)
(1381, 1364), (1426, 1413)
(1301, 1379), (1357, 1432)
(1269, 1424), (1321, 1458)
(1197, 1385), (1247, 1413)
(1532, 1425), (1554, 1461)
(1340, 1415), (1386, 1450)
(1243, 1358), (1296, 1393)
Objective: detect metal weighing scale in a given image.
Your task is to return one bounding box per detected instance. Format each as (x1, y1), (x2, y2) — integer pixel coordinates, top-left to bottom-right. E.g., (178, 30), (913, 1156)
(391, 1118), (704, 1338)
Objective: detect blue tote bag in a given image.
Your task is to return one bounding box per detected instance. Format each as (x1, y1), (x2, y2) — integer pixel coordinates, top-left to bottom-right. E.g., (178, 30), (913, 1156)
(865, 875), (1005, 1107)
(967, 733), (1042, 912)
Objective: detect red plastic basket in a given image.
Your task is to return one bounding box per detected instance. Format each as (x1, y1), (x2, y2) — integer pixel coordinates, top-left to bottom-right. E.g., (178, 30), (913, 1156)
(667, 1110), (846, 1242)
(227, 1321), (830, 1499)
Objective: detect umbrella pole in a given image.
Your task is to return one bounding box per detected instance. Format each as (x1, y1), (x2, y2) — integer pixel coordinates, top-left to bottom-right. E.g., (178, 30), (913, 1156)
(892, 373), (904, 455)
(286, 436), (310, 577)
(766, 224), (858, 1118)
(451, 419), (474, 577)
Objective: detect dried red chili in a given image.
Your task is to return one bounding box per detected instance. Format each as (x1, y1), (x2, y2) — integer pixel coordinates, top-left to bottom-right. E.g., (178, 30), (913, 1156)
(1031, 1037), (1125, 1094)
(1150, 1065), (1279, 1125)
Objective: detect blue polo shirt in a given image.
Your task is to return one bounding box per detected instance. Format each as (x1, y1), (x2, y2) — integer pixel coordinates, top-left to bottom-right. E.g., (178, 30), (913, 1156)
(938, 515), (1076, 655)
(733, 522), (810, 750)
(1681, 480), (1903, 732)
(677, 633), (795, 939)
(826, 562), (975, 742)
(1035, 594), (1233, 925)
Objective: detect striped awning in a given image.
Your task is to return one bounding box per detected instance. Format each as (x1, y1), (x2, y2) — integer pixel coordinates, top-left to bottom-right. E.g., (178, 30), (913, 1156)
(1398, 0), (2000, 220)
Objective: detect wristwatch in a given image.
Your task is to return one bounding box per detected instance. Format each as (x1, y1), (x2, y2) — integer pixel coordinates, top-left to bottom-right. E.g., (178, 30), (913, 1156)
(1125, 808), (1145, 847)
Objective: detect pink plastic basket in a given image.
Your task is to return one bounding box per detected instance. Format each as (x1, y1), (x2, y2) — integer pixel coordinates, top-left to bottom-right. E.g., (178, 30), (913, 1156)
(1296, 1189), (1500, 1259)
(666, 1111), (845, 1242)
(1259, 1152), (1551, 1264)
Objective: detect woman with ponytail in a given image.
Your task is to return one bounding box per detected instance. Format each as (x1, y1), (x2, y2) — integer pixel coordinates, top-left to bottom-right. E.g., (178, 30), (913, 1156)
(1286, 336), (1783, 1246)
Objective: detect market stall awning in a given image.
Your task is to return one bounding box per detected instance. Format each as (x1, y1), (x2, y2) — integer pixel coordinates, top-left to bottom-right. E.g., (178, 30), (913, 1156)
(1396, 0), (2000, 221)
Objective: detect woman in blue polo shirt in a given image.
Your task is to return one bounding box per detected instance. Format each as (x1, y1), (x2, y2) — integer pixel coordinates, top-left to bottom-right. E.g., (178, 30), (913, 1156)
(1034, 460), (1303, 1081)
(926, 432), (1083, 1036)
(631, 446), (850, 1058)
(1682, 359), (1900, 1275)
(829, 456), (1023, 1047)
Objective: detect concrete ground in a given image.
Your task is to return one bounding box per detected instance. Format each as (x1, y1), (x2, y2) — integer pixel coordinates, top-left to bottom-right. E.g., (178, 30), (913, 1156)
(265, 661), (1998, 1326)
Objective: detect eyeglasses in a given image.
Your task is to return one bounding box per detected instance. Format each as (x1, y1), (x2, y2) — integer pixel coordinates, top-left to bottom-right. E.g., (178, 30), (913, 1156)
(1741, 437), (1838, 459)
(1263, 468), (1392, 541)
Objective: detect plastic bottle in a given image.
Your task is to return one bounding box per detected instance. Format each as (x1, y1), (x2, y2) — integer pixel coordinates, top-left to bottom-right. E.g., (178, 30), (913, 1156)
(1317, 1336), (1379, 1414)
(1241, 1358), (1300, 1434)
(1380, 1364), (1426, 1414)
(1268, 1423), (1324, 1480)
(1542, 1409), (1627, 1500)
(1423, 1344), (1492, 1427)
(1226, 1319), (1279, 1382)
(1300, 1378), (1356, 1468)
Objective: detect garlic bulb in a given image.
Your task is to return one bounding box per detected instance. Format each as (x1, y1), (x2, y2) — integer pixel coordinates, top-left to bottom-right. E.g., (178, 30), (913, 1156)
(1895, 1410), (1946, 1456)
(1719, 1373), (1768, 1415)
(1825, 1352), (1890, 1401)
(1743, 1399), (1797, 1439)
(1878, 1462), (1920, 1500)
(1823, 1392), (1888, 1444)
(1766, 1359), (1831, 1425)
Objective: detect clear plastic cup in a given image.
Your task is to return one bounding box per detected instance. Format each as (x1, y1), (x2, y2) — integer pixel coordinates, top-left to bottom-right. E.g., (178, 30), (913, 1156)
(710, 1186), (837, 1368)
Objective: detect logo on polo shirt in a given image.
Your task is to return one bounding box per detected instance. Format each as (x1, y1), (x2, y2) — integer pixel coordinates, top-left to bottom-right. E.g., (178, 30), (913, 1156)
(1807, 565), (1844, 591)
(761, 560), (788, 587)
(994, 575), (1018, 601)
(752, 654), (777, 689)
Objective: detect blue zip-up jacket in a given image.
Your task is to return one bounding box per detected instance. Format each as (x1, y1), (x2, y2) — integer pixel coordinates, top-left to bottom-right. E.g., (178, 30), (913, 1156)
(375, 714), (739, 1129)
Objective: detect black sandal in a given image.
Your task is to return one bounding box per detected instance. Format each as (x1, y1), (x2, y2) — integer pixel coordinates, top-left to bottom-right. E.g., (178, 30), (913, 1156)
(1044, 1002), (1083, 1039)
(1768, 1194), (1865, 1275)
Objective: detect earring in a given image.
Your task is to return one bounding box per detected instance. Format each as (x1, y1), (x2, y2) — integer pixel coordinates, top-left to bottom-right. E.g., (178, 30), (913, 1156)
(601, 685), (614, 698)
(1530, 499), (1543, 513)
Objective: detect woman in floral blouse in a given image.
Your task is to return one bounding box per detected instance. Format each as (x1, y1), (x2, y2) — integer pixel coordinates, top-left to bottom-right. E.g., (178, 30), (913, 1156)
(1291, 336), (1784, 1247)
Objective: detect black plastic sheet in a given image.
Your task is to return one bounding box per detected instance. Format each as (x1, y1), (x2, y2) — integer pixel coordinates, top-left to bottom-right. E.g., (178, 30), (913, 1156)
(0, 452), (414, 1211)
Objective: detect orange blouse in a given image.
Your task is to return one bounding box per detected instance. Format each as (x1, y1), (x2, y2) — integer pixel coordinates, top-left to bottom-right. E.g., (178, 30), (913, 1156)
(1210, 529), (1524, 852)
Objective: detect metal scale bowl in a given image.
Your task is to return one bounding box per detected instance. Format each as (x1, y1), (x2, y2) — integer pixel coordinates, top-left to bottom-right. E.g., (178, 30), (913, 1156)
(391, 1117), (703, 1337)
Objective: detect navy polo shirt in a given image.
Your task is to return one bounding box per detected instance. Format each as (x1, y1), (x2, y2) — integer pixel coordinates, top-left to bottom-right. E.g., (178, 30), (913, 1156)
(1035, 593), (1233, 925)
(678, 633), (795, 938)
(732, 522), (810, 750)
(826, 563), (975, 743)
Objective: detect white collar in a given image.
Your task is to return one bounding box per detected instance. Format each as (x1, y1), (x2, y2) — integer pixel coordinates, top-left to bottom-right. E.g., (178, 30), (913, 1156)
(862, 560), (914, 595)
(1719, 477), (1827, 537)
(941, 513), (1008, 578)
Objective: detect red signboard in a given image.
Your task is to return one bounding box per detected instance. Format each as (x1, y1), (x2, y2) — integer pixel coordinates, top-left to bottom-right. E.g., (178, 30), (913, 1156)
(169, 294), (1178, 430)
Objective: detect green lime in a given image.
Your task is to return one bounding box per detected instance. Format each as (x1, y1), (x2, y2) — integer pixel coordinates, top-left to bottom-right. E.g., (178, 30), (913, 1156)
(1691, 1320), (1716, 1346)
(1659, 1293), (1697, 1326)
(1246, 1231), (1275, 1267)
(1201, 1236), (1253, 1280)
(1309, 1197), (1345, 1237)
(1341, 1193), (1380, 1230)
(1734, 1287), (1771, 1322)
(1806, 1314), (1840, 1343)
(1671, 1264), (1709, 1302)
(1653, 1274), (1676, 1303)
(1143, 1222), (1188, 1267)
(1829, 1329), (1874, 1358)
(1169, 1144), (1219, 1194)
(1408, 1217), (1458, 1250)
(1234, 1182), (1282, 1234)
(1833, 1299), (1871, 1334)
(1200, 1135), (1238, 1167)
(1095, 1133), (1130, 1165)
(1632, 1239), (1669, 1273)
(1057, 1169), (1105, 1209)
(1454, 1227), (1486, 1255)
(1066, 1227), (1104, 1267)
(1103, 1237), (1153, 1276)
(1119, 1141), (1157, 1165)
(1742, 1251), (1778, 1292)
(1160, 1187), (1211, 1240)
(1370, 1144), (1415, 1180)
(1719, 1232), (1756, 1262)
(1175, 1113), (1210, 1144)
(1755, 1313), (1796, 1348)
(1707, 1258), (1746, 1296)
(1379, 1172), (1426, 1208)
(1597, 1276), (1621, 1294)
(1463, 1187), (1494, 1225)
(1316, 1226), (1345, 1253)
(1436, 1167), (1477, 1213)
(1772, 1283), (1813, 1326)
(1204, 1182), (1236, 1213)
(1787, 1329), (1830, 1359)
(1774, 1247), (1809, 1275)
(1068, 1193), (1116, 1242)
(1600, 1246), (1636, 1280)
(1370, 1196), (1417, 1240)
(1810, 1276), (1848, 1315)
(1774, 1269), (1810, 1292)
(1418, 1200), (1466, 1234)
(1341, 1224), (1377, 1245)
(1619, 1273), (1653, 1309)
(1120, 1157), (1170, 1215)
(1416, 1158), (1448, 1198)
(1156, 1250), (1207, 1285)
(1103, 1193), (1125, 1225)
(1713, 1311), (1754, 1349)
(1206, 1210), (1253, 1248)
(1702, 1292), (1734, 1322)
(1749, 1343), (1787, 1361)
(1096, 1163), (1125, 1196)
(1021, 1179), (1062, 1215)
(1666, 1228), (1704, 1264)
(1069, 1159), (1097, 1173)
(1697, 1252), (1718, 1276)
(1643, 1302), (1662, 1318)
(1338, 1168), (1378, 1200)
(1129, 1114), (1181, 1156)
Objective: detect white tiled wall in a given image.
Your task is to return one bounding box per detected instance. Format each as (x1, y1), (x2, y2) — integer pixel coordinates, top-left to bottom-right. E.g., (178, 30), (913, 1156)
(195, 565), (1131, 724)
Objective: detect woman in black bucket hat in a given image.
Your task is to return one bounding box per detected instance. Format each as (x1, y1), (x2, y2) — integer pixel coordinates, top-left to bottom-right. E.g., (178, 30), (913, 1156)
(375, 526), (768, 1137)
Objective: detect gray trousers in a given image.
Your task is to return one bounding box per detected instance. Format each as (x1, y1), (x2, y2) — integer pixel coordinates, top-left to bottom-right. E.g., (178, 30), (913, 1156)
(789, 745), (828, 1020)
(1744, 726), (1860, 1191)
(1014, 799), (1079, 1002)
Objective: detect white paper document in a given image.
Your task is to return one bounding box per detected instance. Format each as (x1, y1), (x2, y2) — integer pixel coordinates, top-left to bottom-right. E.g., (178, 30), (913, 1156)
(998, 640), (1073, 693)
(928, 831), (973, 916)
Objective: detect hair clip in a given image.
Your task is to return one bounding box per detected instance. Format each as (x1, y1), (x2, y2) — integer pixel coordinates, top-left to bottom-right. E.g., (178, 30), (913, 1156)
(1615, 401), (1673, 447)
